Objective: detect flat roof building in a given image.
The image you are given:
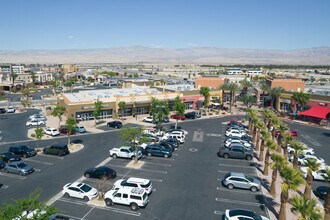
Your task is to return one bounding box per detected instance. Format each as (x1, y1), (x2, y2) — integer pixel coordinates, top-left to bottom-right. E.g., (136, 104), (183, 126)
(266, 76), (305, 92)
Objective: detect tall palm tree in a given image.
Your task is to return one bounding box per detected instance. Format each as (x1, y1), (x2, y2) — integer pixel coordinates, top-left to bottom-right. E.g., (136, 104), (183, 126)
(259, 80), (270, 107)
(277, 124), (288, 153)
(251, 117), (259, 143)
(247, 109), (258, 133)
(282, 134), (296, 160)
(219, 83), (229, 110)
(9, 72), (18, 91)
(290, 195), (322, 220)
(259, 129), (270, 162)
(239, 78), (253, 94)
(263, 139), (277, 176)
(255, 120), (264, 151)
(292, 92), (311, 112)
(303, 158), (321, 200)
(322, 168), (330, 220)
(269, 115), (280, 140)
(269, 86), (285, 110)
(269, 153), (286, 196)
(228, 83), (240, 112)
(278, 165), (305, 220)
(290, 141), (306, 169)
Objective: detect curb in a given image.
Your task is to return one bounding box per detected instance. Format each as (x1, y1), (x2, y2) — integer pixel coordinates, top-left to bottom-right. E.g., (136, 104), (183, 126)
(279, 118), (329, 130)
(208, 114), (245, 119)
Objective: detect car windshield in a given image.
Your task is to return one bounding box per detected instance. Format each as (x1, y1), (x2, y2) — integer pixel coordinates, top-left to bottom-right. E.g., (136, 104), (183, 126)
(20, 146), (29, 150)
(3, 152), (13, 157)
(80, 184), (92, 192)
(17, 162), (28, 168)
(160, 146), (166, 151)
(245, 175), (254, 182)
(128, 147), (135, 152)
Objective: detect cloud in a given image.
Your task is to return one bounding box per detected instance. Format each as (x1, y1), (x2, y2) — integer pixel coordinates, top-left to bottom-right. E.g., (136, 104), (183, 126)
(68, 35), (74, 39)
(187, 43), (198, 47)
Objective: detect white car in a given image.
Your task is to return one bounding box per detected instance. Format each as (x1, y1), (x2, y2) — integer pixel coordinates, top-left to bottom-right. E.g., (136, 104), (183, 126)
(224, 209), (269, 220)
(287, 145), (314, 155)
(300, 166), (329, 181)
(44, 128), (60, 136)
(143, 128), (163, 136)
(113, 177), (153, 195)
(29, 114), (46, 121)
(12, 209), (47, 220)
(143, 116), (153, 123)
(225, 129), (245, 138)
(162, 133), (185, 144)
(166, 130), (185, 138)
(26, 119), (45, 127)
(7, 106), (15, 113)
(62, 182), (98, 201)
(225, 139), (252, 148)
(289, 155), (325, 166)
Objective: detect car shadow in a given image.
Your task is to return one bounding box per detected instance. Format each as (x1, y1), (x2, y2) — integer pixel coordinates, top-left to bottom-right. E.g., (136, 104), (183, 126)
(322, 132), (330, 137)
(255, 194), (279, 219)
(71, 139), (83, 144)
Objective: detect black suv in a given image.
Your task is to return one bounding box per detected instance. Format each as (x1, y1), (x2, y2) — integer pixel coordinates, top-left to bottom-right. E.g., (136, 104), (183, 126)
(160, 138), (179, 148)
(43, 144), (70, 156)
(0, 152), (21, 163)
(9, 145), (37, 158)
(0, 108), (6, 114)
(185, 112), (196, 119)
(107, 121), (122, 129)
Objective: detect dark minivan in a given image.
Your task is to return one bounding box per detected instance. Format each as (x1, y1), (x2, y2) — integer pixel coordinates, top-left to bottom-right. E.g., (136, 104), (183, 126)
(43, 144), (69, 156)
(143, 145), (172, 158)
(9, 145), (37, 158)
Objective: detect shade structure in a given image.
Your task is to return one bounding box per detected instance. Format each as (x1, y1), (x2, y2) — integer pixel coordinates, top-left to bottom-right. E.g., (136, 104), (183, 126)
(297, 106), (330, 119)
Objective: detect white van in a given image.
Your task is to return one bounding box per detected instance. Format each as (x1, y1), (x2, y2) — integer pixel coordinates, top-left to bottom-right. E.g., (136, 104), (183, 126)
(163, 133), (184, 144)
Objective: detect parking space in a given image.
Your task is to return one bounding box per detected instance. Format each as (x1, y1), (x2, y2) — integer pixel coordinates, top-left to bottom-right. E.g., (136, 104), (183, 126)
(96, 123), (140, 131)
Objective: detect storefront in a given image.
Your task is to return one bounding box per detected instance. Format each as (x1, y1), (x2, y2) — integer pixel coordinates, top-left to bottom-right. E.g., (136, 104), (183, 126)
(76, 109), (113, 121)
(279, 98), (291, 112)
(181, 95), (205, 110)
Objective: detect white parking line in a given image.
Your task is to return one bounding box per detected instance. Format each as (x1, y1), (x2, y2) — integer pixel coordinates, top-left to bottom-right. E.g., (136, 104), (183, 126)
(172, 153), (179, 156)
(108, 164), (167, 174)
(116, 173), (163, 182)
(215, 198), (264, 207)
(144, 161), (172, 167)
(218, 170), (257, 176)
(81, 206), (94, 220)
(0, 184), (9, 189)
(214, 210), (224, 215)
(218, 164), (255, 168)
(37, 153), (64, 160)
(216, 187), (262, 194)
(23, 158), (53, 165)
(34, 168), (41, 172)
(0, 172), (26, 179)
(141, 156), (175, 161)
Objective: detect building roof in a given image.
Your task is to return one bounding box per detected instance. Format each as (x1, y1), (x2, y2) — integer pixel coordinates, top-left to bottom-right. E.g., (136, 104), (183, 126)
(155, 84), (197, 91)
(272, 76), (297, 79)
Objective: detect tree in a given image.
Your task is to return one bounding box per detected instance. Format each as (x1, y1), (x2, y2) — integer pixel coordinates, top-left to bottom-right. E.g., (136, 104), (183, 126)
(282, 133), (296, 160)
(20, 99), (31, 111)
(322, 168), (330, 220)
(65, 118), (77, 146)
(290, 195), (322, 220)
(228, 83), (240, 112)
(239, 78), (253, 94)
(172, 96), (186, 129)
(93, 100), (104, 125)
(150, 98), (169, 131)
(118, 101), (126, 120)
(292, 92), (311, 112)
(199, 87), (210, 109)
(0, 189), (58, 219)
(119, 127), (147, 163)
(21, 89), (30, 99)
(263, 139), (277, 176)
(219, 83), (229, 110)
(64, 81), (73, 92)
(276, 124), (288, 153)
(35, 128), (44, 149)
(30, 71), (37, 84)
(268, 86), (285, 110)
(269, 153), (286, 196)
(10, 72), (18, 91)
(259, 80), (270, 107)
(259, 129), (270, 162)
(290, 141), (306, 169)
(303, 158), (321, 200)
(254, 119), (264, 151)
(51, 106), (66, 129)
(51, 81), (60, 95)
(241, 95), (257, 108)
(278, 165), (305, 220)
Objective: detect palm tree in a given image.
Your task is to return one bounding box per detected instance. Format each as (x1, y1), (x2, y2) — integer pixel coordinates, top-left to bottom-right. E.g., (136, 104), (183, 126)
(268, 86), (285, 110)
(278, 165), (305, 220)
(247, 109), (258, 133)
(263, 139), (277, 176)
(199, 87), (210, 110)
(277, 124), (288, 153)
(259, 129), (270, 162)
(290, 141), (306, 169)
(269, 153), (286, 196)
(239, 78), (253, 94)
(282, 134), (296, 160)
(292, 92), (311, 112)
(290, 195), (321, 220)
(269, 115), (280, 140)
(261, 108), (272, 127)
(251, 117), (259, 143)
(219, 83), (229, 110)
(9, 72), (18, 91)
(303, 158), (321, 200)
(228, 83), (240, 112)
(259, 80), (270, 107)
(322, 168), (330, 220)
(255, 120), (264, 151)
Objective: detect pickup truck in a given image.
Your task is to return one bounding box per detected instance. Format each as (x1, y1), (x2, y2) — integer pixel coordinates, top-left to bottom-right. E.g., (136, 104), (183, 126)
(109, 146), (142, 160)
(217, 145), (253, 160)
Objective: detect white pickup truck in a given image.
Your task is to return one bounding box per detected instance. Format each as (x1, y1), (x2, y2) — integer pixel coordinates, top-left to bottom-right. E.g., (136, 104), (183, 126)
(109, 146), (142, 160)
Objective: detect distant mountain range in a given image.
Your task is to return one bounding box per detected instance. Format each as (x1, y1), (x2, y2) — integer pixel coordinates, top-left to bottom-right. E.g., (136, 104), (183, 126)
(0, 46), (330, 65)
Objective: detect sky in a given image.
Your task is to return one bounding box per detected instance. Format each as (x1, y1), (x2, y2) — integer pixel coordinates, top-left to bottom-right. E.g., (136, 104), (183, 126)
(1, 0), (330, 51)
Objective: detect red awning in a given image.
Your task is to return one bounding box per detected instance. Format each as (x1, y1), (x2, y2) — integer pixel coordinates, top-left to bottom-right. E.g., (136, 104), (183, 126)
(297, 106), (330, 119)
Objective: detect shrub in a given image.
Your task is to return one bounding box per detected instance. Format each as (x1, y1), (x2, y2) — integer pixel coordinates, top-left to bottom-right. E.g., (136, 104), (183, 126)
(222, 112), (226, 115)
(31, 134), (36, 138)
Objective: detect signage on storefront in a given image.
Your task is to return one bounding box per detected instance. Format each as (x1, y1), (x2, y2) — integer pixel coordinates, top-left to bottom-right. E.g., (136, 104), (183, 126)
(198, 97), (205, 101)
(281, 98), (291, 104)
(319, 102), (327, 106)
(184, 98), (195, 101)
(81, 106), (94, 110)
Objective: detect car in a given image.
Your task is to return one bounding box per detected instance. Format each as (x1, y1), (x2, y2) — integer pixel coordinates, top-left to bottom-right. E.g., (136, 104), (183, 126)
(224, 209), (269, 220)
(113, 177), (153, 195)
(46, 106), (53, 111)
(26, 119), (46, 127)
(0, 108), (6, 113)
(288, 155), (325, 166)
(287, 145), (314, 155)
(159, 142), (175, 152)
(225, 129), (245, 138)
(12, 209), (47, 220)
(59, 126), (75, 135)
(225, 139), (252, 148)
(0, 152), (21, 163)
(44, 128), (60, 136)
(275, 129), (298, 137)
(48, 214), (72, 220)
(84, 166), (117, 179)
(8, 145), (36, 158)
(300, 165), (329, 181)
(29, 114), (46, 121)
(143, 116), (153, 123)
(185, 112), (196, 119)
(315, 186), (328, 200)
(226, 125), (247, 133)
(107, 121), (123, 129)
(224, 136), (252, 143)
(3, 161), (34, 176)
(109, 146), (142, 160)
(104, 188), (149, 211)
(167, 130), (185, 138)
(142, 134), (159, 142)
(192, 111), (201, 118)
(7, 106), (15, 113)
(170, 114), (185, 120)
(162, 116), (170, 123)
(143, 145), (172, 158)
(222, 172), (261, 192)
(160, 138), (179, 148)
(162, 133), (185, 144)
(218, 145), (253, 160)
(0, 160), (5, 169)
(74, 126), (86, 133)
(62, 182), (98, 201)
(143, 128), (163, 136)
(43, 144), (70, 156)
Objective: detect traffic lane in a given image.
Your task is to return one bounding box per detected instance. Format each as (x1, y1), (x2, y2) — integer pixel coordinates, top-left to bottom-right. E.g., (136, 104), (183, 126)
(312, 180), (330, 206)
(283, 121), (329, 164)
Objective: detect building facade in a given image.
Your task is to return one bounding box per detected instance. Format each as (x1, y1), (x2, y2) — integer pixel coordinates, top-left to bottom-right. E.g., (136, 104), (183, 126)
(266, 76), (305, 92)
(195, 76), (224, 89)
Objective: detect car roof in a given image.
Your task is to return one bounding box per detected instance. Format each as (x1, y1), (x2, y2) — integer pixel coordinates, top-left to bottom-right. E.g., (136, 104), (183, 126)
(227, 172), (245, 178)
(7, 161), (24, 165)
(116, 187), (145, 195)
(229, 209), (256, 217)
(127, 177), (150, 184)
(70, 182), (88, 188)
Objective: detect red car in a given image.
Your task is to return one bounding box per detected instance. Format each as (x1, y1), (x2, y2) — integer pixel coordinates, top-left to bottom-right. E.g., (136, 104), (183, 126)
(170, 115), (185, 120)
(275, 129), (297, 137)
(59, 127), (75, 135)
